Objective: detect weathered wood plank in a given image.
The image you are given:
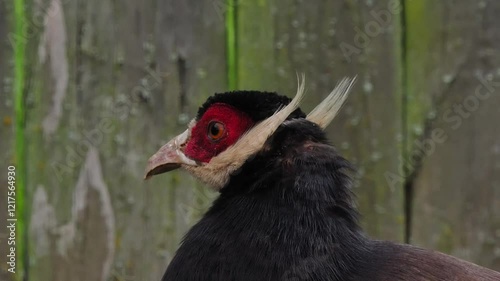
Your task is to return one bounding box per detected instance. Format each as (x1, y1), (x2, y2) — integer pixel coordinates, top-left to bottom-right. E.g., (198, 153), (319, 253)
(0, 1), (17, 280)
(12, 0), (499, 279)
(236, 0), (405, 241)
(26, 1), (226, 280)
(407, 0), (500, 270)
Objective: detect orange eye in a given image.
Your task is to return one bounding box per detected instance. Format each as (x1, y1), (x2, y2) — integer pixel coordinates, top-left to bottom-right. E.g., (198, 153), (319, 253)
(207, 121), (226, 141)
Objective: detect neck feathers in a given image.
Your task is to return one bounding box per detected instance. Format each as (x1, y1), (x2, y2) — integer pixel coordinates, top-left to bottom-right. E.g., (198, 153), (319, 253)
(222, 119), (361, 230)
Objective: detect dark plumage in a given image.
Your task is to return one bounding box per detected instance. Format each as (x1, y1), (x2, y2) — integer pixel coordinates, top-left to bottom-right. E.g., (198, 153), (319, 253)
(196, 91), (306, 121)
(146, 86), (500, 281)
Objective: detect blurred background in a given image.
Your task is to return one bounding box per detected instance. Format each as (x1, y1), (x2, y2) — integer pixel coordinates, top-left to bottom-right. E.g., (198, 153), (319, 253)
(1, 0), (499, 280)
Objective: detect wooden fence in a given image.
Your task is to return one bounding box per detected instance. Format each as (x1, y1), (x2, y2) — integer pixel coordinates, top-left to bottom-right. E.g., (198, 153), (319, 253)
(0, 0), (499, 280)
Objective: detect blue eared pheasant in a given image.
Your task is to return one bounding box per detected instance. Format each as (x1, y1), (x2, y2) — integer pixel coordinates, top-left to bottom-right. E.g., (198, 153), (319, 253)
(145, 77), (500, 281)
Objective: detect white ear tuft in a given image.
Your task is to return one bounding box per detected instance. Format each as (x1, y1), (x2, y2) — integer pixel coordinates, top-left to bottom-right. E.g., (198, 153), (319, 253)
(306, 76), (356, 129)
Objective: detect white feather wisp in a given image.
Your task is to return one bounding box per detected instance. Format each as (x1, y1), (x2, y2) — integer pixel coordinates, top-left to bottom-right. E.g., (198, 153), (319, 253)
(306, 77), (357, 129)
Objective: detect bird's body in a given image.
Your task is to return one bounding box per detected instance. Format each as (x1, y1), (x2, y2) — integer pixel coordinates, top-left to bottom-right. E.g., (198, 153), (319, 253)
(146, 78), (500, 281)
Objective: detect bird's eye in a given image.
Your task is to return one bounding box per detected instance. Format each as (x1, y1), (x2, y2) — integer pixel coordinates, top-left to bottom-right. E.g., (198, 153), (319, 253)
(207, 121), (226, 141)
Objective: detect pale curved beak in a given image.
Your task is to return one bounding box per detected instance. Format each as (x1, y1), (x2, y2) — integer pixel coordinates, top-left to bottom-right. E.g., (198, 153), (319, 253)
(144, 129), (197, 180)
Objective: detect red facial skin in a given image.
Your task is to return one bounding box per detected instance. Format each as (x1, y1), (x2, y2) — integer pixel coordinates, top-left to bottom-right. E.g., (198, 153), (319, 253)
(184, 103), (254, 163)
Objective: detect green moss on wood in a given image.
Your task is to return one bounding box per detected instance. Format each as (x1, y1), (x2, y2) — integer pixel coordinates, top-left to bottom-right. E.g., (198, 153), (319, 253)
(404, 0), (439, 146)
(226, 0), (237, 90)
(235, 0), (275, 89)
